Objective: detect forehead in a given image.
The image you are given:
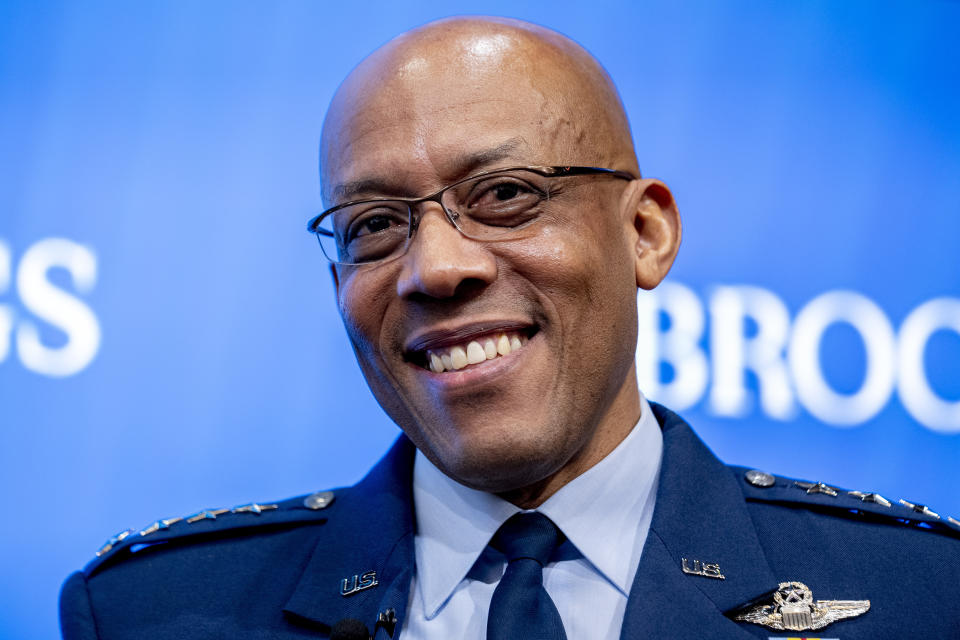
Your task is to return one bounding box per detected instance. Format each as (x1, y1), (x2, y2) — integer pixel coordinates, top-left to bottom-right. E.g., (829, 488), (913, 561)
(321, 35), (592, 201)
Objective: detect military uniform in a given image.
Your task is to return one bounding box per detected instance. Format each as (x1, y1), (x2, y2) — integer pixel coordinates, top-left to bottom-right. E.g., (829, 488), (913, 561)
(60, 404), (960, 639)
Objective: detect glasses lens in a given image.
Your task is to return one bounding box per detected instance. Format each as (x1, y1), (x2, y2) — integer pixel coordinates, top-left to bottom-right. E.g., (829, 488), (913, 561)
(315, 201), (410, 264)
(445, 169), (548, 237)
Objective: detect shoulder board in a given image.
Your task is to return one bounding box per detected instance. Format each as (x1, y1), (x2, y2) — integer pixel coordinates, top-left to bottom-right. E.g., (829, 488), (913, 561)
(730, 465), (960, 539)
(84, 489), (339, 576)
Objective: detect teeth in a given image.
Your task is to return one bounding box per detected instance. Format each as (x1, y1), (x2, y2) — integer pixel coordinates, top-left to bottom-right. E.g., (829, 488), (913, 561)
(497, 334), (511, 356)
(466, 341), (486, 365)
(450, 345), (468, 370)
(423, 331), (527, 373)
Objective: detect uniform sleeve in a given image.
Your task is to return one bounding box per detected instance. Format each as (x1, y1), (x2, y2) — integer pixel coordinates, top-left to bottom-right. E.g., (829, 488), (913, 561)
(60, 571), (100, 640)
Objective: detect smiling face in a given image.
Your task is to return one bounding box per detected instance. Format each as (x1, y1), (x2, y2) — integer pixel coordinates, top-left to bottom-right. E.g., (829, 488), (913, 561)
(321, 18), (680, 504)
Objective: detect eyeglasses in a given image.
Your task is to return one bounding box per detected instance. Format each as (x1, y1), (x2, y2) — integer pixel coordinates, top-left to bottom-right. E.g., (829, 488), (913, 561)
(307, 165), (637, 265)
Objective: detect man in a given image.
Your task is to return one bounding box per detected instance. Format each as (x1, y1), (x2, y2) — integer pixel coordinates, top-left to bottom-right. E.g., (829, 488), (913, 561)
(61, 17), (959, 640)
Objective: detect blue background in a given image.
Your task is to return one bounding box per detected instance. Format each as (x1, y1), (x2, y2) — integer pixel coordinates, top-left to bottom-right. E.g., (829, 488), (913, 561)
(1, 1), (958, 638)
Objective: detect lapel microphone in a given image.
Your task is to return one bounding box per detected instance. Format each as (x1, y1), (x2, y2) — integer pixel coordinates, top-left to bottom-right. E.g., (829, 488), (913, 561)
(332, 607), (398, 639)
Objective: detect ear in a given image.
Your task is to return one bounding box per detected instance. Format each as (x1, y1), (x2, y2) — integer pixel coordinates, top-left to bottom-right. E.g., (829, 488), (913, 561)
(621, 178), (682, 290)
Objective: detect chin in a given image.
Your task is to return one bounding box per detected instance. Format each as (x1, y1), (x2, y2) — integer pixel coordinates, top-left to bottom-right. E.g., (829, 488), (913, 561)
(420, 419), (575, 494)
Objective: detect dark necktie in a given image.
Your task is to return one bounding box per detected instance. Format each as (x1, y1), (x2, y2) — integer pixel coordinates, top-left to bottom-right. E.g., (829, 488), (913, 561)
(486, 512), (568, 640)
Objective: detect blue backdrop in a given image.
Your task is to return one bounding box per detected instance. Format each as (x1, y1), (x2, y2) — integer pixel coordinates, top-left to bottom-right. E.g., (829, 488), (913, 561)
(1, 2), (958, 638)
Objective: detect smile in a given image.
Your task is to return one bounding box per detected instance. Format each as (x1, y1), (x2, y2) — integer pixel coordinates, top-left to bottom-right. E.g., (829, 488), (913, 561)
(425, 331), (528, 373)
(404, 324), (537, 373)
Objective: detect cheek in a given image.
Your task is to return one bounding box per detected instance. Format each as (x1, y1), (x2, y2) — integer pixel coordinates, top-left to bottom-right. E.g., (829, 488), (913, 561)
(517, 214), (638, 376)
(336, 269), (393, 357)
(520, 215), (632, 303)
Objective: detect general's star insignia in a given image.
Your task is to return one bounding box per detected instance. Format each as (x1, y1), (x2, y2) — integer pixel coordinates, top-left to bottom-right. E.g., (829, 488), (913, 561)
(899, 498), (940, 519)
(95, 529), (134, 557)
(185, 508), (230, 523)
(231, 503), (278, 515)
(848, 491), (892, 507)
(138, 517), (183, 536)
(793, 481), (839, 497)
(734, 581), (869, 631)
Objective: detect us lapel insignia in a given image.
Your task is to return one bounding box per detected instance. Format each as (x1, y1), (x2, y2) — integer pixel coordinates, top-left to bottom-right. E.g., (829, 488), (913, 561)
(734, 581), (869, 631)
(340, 570), (378, 596)
(681, 557), (725, 580)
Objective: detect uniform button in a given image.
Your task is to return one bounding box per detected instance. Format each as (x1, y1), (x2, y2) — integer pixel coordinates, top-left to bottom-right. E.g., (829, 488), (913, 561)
(304, 490), (336, 510)
(744, 470), (776, 488)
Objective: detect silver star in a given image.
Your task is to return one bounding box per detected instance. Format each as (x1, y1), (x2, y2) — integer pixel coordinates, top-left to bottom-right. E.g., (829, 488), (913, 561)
(780, 584), (807, 603)
(794, 481), (839, 497)
(847, 491), (892, 507)
(138, 517), (183, 536)
(185, 508), (229, 524)
(231, 503), (278, 515)
(899, 499), (940, 519)
(96, 528), (134, 557)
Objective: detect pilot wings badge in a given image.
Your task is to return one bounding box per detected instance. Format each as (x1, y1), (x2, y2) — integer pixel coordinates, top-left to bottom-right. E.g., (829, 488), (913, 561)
(734, 581), (870, 632)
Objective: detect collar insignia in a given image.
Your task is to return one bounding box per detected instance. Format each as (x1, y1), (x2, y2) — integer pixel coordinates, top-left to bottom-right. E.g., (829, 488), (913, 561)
(734, 581), (869, 631)
(340, 570), (379, 596)
(681, 557), (725, 580)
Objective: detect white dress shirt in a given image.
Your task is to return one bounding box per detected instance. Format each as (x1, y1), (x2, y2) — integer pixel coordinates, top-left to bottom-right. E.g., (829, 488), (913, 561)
(402, 394), (663, 639)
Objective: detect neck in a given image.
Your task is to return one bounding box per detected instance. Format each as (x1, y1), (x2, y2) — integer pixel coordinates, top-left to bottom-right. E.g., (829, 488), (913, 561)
(496, 373), (643, 509)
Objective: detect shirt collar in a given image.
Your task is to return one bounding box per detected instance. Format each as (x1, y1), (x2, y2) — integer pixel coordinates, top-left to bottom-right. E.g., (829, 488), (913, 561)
(412, 394), (663, 618)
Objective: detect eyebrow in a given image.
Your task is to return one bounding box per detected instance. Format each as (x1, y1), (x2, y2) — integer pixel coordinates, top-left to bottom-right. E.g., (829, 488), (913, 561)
(329, 138), (527, 203)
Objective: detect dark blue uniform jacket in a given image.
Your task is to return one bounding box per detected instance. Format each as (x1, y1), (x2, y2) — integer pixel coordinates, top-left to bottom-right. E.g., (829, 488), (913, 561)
(60, 404), (960, 638)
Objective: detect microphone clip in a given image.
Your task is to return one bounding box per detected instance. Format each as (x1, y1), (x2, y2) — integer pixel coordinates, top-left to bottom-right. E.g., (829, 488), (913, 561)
(375, 608), (398, 637)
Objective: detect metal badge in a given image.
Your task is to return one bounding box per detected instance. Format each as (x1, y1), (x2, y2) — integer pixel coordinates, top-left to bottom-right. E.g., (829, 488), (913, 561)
(745, 470), (776, 488)
(681, 558), (725, 580)
(95, 528), (134, 557)
(304, 490), (335, 510)
(184, 508), (229, 523)
(376, 608), (398, 637)
(231, 502), (278, 515)
(138, 517), (182, 536)
(735, 581), (869, 632)
(899, 499), (940, 519)
(340, 570), (378, 596)
(847, 491), (892, 507)
(793, 481), (839, 497)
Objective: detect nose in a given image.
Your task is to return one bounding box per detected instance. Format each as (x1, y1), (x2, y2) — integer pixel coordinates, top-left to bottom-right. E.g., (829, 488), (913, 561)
(395, 204), (497, 299)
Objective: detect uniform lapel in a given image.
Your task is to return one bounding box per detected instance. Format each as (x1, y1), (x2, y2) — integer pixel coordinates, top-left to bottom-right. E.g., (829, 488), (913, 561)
(621, 404), (778, 639)
(283, 406), (779, 637)
(283, 436), (417, 636)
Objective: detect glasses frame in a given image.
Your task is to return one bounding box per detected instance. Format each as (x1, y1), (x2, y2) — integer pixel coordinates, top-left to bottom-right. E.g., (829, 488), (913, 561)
(307, 165), (639, 265)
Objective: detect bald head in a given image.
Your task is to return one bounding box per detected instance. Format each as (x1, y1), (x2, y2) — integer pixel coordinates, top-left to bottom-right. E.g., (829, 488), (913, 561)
(320, 16), (637, 205)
